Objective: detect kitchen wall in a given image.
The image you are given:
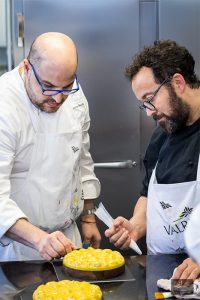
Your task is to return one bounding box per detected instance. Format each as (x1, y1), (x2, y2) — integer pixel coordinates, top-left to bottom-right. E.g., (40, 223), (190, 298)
(0, 0), (7, 74)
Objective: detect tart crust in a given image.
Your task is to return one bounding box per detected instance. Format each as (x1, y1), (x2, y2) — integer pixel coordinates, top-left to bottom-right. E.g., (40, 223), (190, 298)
(63, 247), (125, 280)
(63, 264), (125, 280)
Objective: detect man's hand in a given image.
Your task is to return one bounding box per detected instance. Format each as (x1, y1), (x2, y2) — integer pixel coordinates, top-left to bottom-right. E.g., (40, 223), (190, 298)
(81, 222), (101, 248)
(36, 231), (76, 260)
(105, 196), (147, 250)
(172, 257), (200, 280)
(105, 216), (134, 249)
(6, 219), (76, 260)
(81, 199), (101, 248)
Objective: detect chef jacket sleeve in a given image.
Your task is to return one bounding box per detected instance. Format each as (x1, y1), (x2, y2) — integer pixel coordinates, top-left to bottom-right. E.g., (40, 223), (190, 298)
(73, 86), (101, 200)
(80, 119), (101, 200)
(0, 106), (28, 244)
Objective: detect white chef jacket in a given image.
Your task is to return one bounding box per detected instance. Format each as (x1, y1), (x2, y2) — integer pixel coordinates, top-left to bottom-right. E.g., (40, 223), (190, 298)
(0, 66), (100, 260)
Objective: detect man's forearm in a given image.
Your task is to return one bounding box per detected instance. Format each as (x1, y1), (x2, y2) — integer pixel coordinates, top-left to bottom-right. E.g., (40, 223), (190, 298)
(6, 218), (47, 250)
(5, 219), (77, 260)
(129, 196), (147, 240)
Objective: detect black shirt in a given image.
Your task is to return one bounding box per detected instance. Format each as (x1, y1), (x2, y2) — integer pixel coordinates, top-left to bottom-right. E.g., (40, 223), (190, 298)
(141, 118), (200, 197)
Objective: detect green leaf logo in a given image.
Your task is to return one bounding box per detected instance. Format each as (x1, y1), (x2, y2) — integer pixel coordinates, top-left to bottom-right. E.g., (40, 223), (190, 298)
(173, 207), (193, 222)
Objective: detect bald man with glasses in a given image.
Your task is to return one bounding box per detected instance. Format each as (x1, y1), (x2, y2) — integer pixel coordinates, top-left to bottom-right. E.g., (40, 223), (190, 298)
(0, 32), (101, 261)
(106, 40), (200, 281)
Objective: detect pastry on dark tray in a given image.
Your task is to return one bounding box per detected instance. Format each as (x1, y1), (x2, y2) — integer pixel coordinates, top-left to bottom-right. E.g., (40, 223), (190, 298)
(33, 279), (102, 300)
(63, 247), (125, 280)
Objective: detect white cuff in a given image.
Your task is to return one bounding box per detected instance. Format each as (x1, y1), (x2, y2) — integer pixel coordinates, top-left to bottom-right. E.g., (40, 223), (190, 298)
(82, 178), (101, 199)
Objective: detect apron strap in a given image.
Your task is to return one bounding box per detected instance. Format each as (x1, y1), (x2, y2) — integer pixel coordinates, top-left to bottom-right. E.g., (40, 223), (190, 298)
(150, 163), (158, 184)
(196, 154), (200, 181)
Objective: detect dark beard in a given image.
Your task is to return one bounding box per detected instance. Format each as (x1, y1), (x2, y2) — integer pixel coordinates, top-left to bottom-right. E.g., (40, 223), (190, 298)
(153, 85), (190, 134)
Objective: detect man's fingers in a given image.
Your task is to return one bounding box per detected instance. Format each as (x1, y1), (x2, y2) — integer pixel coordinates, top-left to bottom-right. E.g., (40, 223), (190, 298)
(172, 258), (200, 280)
(55, 231), (75, 254)
(115, 230), (131, 249)
(40, 245), (59, 260)
(105, 225), (119, 238)
(38, 231), (76, 260)
(111, 229), (130, 249)
(41, 253), (53, 261)
(188, 268), (200, 280)
(90, 240), (100, 249)
(109, 228), (125, 244)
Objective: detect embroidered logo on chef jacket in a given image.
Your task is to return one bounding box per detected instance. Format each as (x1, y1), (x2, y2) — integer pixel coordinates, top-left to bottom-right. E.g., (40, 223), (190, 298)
(163, 206), (193, 236)
(72, 146), (79, 153)
(160, 202), (172, 209)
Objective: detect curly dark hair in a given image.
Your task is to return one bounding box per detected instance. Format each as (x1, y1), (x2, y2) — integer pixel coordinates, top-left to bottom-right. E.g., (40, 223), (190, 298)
(125, 40), (200, 88)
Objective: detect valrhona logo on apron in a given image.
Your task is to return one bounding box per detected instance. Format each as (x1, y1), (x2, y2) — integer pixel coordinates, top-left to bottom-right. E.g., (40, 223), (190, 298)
(147, 155), (200, 255)
(161, 204), (193, 236)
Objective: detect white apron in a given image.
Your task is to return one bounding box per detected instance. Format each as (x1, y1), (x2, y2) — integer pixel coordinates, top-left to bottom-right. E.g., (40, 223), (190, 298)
(147, 155), (200, 255)
(0, 101), (84, 261)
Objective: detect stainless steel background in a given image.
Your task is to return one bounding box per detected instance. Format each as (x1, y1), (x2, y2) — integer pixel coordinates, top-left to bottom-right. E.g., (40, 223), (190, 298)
(159, 0), (200, 76)
(10, 0), (200, 254)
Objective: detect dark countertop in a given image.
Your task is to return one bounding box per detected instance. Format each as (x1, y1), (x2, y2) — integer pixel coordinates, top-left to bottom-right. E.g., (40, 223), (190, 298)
(0, 253), (188, 299)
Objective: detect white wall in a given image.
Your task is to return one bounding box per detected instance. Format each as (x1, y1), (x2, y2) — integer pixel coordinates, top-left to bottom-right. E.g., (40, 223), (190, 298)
(0, 0), (6, 47)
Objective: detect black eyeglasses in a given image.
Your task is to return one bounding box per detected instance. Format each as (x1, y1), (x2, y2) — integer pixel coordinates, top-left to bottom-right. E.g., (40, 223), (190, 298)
(139, 79), (169, 111)
(28, 61), (79, 96)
